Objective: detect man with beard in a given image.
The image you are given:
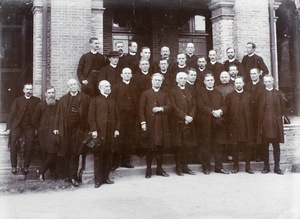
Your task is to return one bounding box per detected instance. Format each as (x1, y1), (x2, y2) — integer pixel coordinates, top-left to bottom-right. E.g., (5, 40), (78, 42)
(139, 73), (172, 178)
(77, 37), (106, 96)
(228, 64), (239, 85)
(54, 79), (90, 186)
(196, 73), (229, 175)
(111, 68), (139, 170)
(32, 86), (59, 181)
(185, 43), (198, 69)
(223, 47), (248, 82)
(207, 49), (223, 85)
(224, 76), (254, 174)
(169, 72), (197, 176)
(6, 83), (40, 174)
(257, 75), (285, 175)
(88, 80), (120, 188)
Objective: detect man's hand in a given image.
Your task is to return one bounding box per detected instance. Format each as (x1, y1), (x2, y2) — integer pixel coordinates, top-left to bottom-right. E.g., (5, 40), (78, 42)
(114, 130), (120, 138)
(152, 107), (163, 113)
(92, 131), (98, 138)
(141, 123), (147, 131)
(82, 80), (88, 85)
(185, 115), (193, 124)
(53, 130), (59, 135)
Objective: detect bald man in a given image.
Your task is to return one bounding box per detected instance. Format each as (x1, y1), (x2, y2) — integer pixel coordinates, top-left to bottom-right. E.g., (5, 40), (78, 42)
(216, 71), (235, 100)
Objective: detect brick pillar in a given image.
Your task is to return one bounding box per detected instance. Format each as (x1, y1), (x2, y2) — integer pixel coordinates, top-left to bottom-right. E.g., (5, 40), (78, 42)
(91, 0), (105, 53)
(208, 0), (235, 63)
(50, 0), (92, 98)
(32, 0), (43, 98)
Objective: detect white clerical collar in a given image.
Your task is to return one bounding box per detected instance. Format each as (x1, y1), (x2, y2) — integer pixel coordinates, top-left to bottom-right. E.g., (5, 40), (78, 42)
(187, 54), (193, 57)
(141, 71), (148, 75)
(236, 89), (244, 93)
(199, 68), (205, 71)
(100, 91), (108, 98)
(24, 95), (31, 99)
(129, 52), (136, 56)
(152, 87), (160, 92)
(229, 58), (236, 62)
(70, 91), (78, 96)
(231, 77), (236, 81)
(178, 64), (186, 68)
(110, 63), (117, 68)
(248, 53), (255, 57)
(178, 85), (185, 90)
(252, 79), (259, 85)
(91, 50), (98, 54)
(119, 54), (124, 57)
(210, 61), (216, 65)
(161, 70), (167, 74)
(206, 87), (213, 91)
(187, 80), (194, 85)
(266, 87), (273, 91)
(123, 80), (130, 84)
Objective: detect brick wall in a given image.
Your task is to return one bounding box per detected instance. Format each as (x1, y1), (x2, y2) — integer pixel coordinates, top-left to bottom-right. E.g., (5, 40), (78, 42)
(103, 9), (112, 55)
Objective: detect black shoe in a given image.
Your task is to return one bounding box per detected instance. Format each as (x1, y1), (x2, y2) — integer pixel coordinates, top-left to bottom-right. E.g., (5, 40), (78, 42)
(261, 168), (270, 174)
(23, 167), (29, 173)
(94, 183), (101, 188)
(104, 179), (114, 184)
(215, 169), (229, 174)
(183, 169), (196, 175)
(11, 167), (17, 174)
(231, 168), (239, 174)
(121, 163), (134, 168)
(274, 169), (284, 175)
(71, 179), (79, 187)
(176, 168), (184, 176)
(246, 169), (254, 174)
(145, 169), (152, 179)
(64, 177), (69, 182)
(203, 170), (210, 175)
(156, 170), (169, 177)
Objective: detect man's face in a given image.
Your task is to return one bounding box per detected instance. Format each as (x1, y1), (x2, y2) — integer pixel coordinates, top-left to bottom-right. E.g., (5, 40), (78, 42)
(229, 66), (238, 78)
(45, 88), (55, 100)
(101, 83), (111, 95)
(121, 69), (132, 81)
(161, 47), (170, 59)
(187, 71), (197, 83)
(140, 48), (151, 60)
(234, 78), (244, 91)
(159, 60), (169, 71)
(129, 42), (138, 53)
(208, 50), (216, 62)
(246, 44), (255, 55)
(227, 48), (235, 60)
(264, 77), (274, 89)
(186, 43), (195, 55)
(90, 40), (100, 52)
(152, 75), (163, 89)
(177, 54), (186, 66)
(220, 72), (230, 84)
(250, 69), (260, 82)
(197, 58), (206, 69)
(116, 43), (124, 55)
(109, 56), (119, 65)
(68, 80), (79, 93)
(139, 60), (150, 72)
(23, 85), (33, 97)
(177, 74), (187, 86)
(204, 76), (215, 89)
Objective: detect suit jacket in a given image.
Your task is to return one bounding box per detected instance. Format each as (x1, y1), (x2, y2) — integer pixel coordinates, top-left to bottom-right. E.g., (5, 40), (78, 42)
(139, 88), (172, 148)
(224, 90), (254, 145)
(242, 54), (269, 77)
(206, 62), (223, 85)
(6, 95), (40, 131)
(196, 88), (226, 145)
(257, 89), (285, 143)
(123, 53), (140, 74)
(195, 68), (213, 88)
(186, 54), (198, 69)
(160, 69), (176, 92)
(169, 86), (197, 147)
(97, 65), (122, 88)
(223, 59), (248, 82)
(55, 92), (90, 156)
(131, 71), (153, 94)
(88, 94), (120, 152)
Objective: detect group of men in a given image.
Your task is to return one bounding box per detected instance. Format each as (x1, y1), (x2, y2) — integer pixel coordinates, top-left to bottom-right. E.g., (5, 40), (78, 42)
(6, 37), (285, 189)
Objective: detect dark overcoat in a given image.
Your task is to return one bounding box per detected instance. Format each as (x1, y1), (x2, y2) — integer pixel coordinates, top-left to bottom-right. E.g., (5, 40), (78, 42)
(196, 89), (226, 145)
(32, 100), (59, 154)
(195, 68), (213, 88)
(54, 92), (90, 156)
(169, 86), (197, 147)
(223, 59), (248, 82)
(242, 54), (269, 77)
(206, 61), (224, 85)
(88, 94), (120, 152)
(97, 65), (122, 88)
(139, 88), (172, 149)
(224, 90), (255, 145)
(131, 71), (153, 94)
(257, 89), (285, 144)
(186, 54), (198, 69)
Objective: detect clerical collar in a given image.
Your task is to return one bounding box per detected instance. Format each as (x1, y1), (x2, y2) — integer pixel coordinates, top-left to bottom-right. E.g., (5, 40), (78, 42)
(266, 87), (273, 91)
(231, 77), (236, 81)
(252, 79), (259, 85)
(178, 64), (186, 68)
(91, 50), (98, 54)
(141, 71), (148, 75)
(100, 91), (108, 98)
(229, 58), (236, 62)
(187, 54), (193, 57)
(178, 85), (185, 90)
(199, 68), (205, 71)
(152, 87), (160, 92)
(248, 53), (255, 57)
(236, 89), (243, 93)
(187, 80), (194, 85)
(110, 63), (117, 68)
(129, 52), (136, 56)
(123, 80), (130, 84)
(70, 91), (78, 96)
(161, 70), (167, 74)
(206, 87), (213, 91)
(210, 61), (216, 65)
(24, 95), (31, 99)
(119, 54), (124, 57)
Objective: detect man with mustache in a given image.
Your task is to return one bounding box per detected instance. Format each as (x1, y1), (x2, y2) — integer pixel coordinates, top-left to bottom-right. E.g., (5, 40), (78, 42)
(6, 83), (40, 174)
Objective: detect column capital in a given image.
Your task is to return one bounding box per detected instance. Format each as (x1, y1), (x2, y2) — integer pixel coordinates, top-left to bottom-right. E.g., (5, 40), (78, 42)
(32, 0), (43, 14)
(208, 0), (235, 22)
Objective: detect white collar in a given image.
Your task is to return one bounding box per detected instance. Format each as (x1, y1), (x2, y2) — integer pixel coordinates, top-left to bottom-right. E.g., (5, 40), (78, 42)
(24, 95), (31, 99)
(178, 64), (186, 68)
(231, 77), (236, 81)
(236, 89), (244, 93)
(199, 67), (205, 71)
(129, 52), (136, 56)
(123, 80), (130, 84)
(91, 50), (98, 54)
(210, 61), (216, 65)
(161, 70), (167, 74)
(100, 91), (108, 98)
(152, 87), (160, 92)
(141, 71), (148, 75)
(70, 91), (78, 96)
(187, 54), (193, 57)
(266, 87), (273, 91)
(187, 81), (194, 85)
(252, 79), (260, 85)
(248, 53), (255, 57)
(110, 63), (117, 68)
(178, 85), (185, 90)
(206, 87), (213, 91)
(229, 58), (235, 62)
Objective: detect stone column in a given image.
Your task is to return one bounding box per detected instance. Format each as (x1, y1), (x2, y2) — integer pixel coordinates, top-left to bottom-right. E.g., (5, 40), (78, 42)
(91, 0), (105, 54)
(208, 0), (235, 63)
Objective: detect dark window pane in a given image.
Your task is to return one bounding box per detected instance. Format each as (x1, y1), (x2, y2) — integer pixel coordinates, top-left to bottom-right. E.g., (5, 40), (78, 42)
(2, 28), (22, 68)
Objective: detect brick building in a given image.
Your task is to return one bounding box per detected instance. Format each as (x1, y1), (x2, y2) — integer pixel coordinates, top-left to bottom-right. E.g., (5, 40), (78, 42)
(0, 0), (300, 121)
